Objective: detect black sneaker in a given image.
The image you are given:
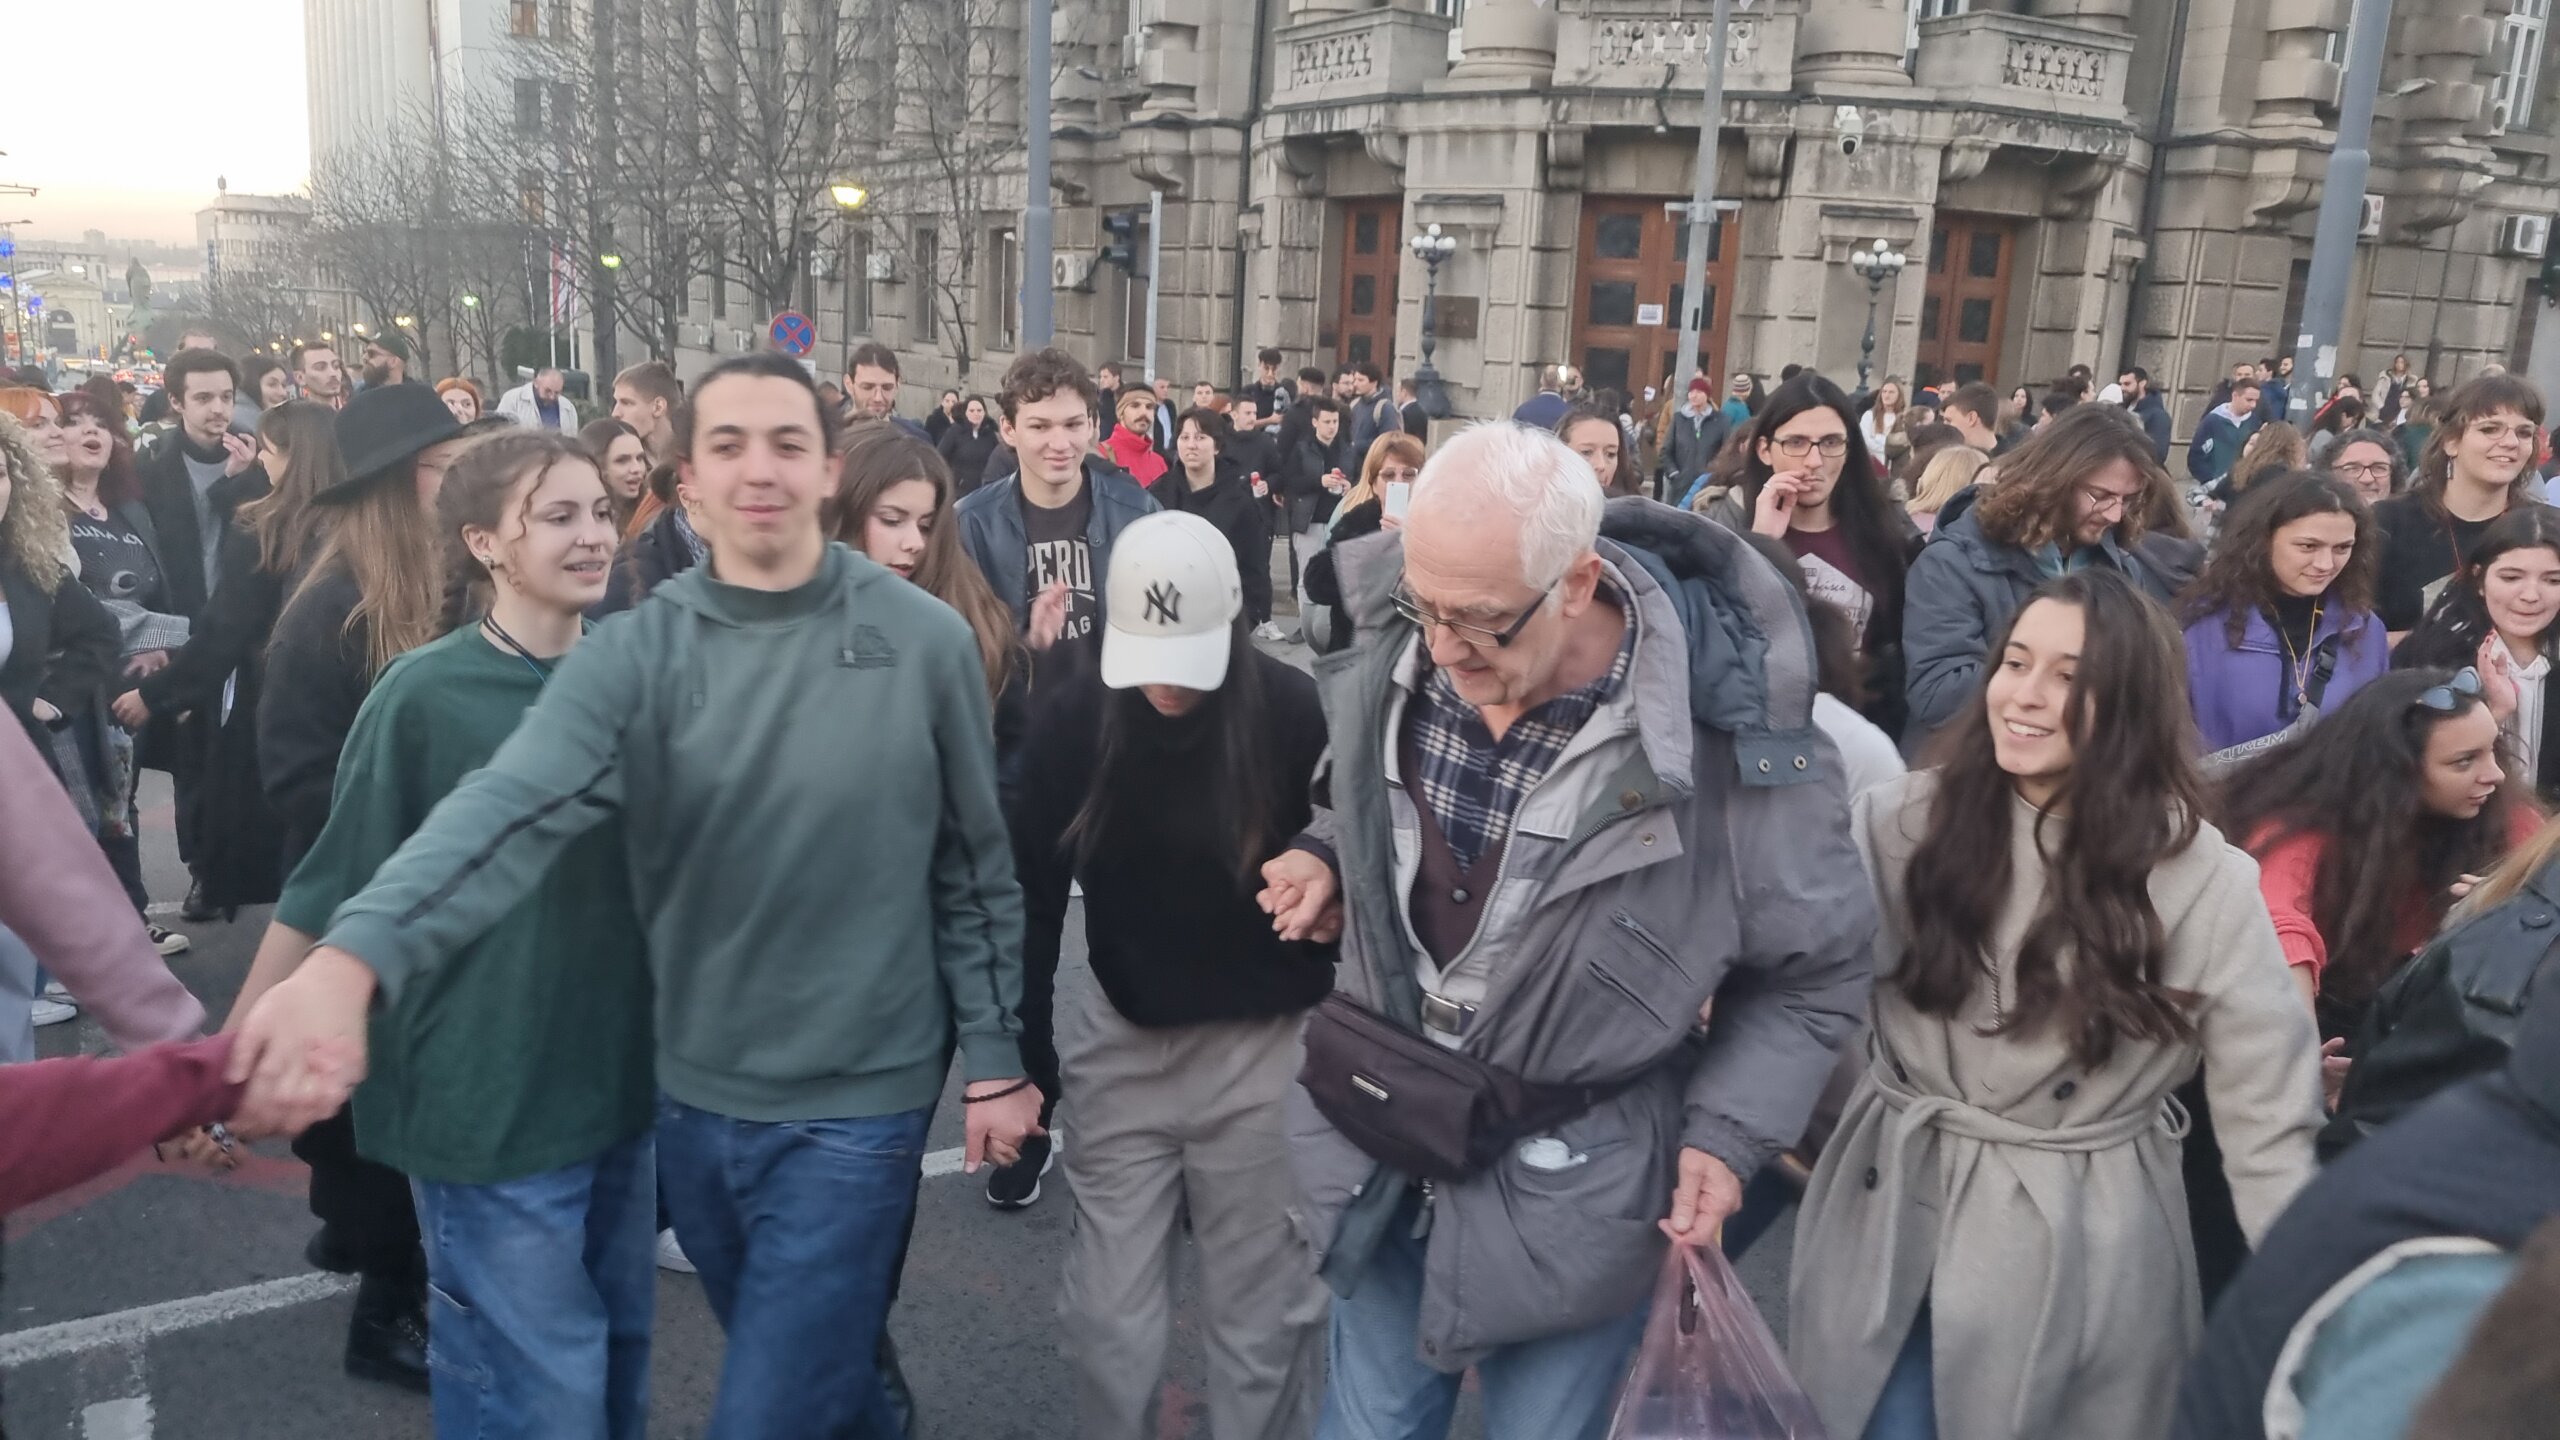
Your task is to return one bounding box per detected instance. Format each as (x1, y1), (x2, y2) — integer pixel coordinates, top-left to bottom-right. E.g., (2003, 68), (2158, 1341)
(984, 1134), (1054, 1211)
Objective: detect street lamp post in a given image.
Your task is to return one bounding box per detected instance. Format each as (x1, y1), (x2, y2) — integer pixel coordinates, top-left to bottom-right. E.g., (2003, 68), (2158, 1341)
(1406, 223), (1458, 418)
(831, 183), (869, 368)
(1847, 239), (1907, 393)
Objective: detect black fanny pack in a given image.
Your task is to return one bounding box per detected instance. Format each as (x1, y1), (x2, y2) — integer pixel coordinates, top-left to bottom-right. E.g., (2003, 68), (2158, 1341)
(1300, 992), (1629, 1180)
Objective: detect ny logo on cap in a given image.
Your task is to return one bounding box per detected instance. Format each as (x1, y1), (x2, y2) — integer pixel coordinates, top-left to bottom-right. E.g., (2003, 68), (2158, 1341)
(1144, 581), (1182, 625)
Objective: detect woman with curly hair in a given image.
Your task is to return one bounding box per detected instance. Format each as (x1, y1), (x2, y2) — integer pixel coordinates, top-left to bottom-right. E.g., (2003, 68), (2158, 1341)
(0, 408), (119, 771)
(2179, 470), (2385, 754)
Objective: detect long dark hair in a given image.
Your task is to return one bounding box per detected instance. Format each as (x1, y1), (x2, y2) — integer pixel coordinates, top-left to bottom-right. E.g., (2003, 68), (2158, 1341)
(2220, 668), (2522, 1006)
(1733, 371), (1911, 653)
(2396, 506), (2560, 670)
(240, 400), (344, 577)
(1553, 401), (1638, 496)
(1062, 618), (1283, 890)
(55, 389), (141, 507)
(829, 424), (1021, 701)
(2177, 470), (2377, 644)
(1901, 569), (2207, 1068)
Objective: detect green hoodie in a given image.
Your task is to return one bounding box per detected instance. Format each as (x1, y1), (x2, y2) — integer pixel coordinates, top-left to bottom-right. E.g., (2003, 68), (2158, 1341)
(322, 543), (1024, 1123)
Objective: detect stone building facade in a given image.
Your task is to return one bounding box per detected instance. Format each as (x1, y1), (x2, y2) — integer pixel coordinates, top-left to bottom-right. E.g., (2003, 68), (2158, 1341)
(688, 0), (2560, 436)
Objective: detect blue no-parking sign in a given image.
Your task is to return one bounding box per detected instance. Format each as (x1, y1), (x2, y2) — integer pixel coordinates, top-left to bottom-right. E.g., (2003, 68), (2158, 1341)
(769, 310), (816, 356)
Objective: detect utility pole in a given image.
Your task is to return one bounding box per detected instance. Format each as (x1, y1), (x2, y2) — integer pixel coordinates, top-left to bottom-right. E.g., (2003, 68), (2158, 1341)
(1142, 189), (1164, 385)
(2289, 0), (2392, 422)
(1670, 0), (1734, 389)
(1022, 0), (1055, 347)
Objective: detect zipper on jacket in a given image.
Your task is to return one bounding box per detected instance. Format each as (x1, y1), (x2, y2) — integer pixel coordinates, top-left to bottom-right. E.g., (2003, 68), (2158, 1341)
(1412, 1177), (1436, 1239)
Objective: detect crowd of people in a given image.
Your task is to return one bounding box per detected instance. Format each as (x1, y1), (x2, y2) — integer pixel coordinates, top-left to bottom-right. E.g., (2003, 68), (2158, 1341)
(6, 321), (2560, 1440)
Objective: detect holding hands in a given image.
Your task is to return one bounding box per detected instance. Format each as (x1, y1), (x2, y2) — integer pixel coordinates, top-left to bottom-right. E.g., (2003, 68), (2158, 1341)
(223, 947), (378, 1137)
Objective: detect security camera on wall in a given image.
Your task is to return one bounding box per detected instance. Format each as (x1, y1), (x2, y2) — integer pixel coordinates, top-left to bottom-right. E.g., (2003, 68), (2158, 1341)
(1834, 105), (1866, 158)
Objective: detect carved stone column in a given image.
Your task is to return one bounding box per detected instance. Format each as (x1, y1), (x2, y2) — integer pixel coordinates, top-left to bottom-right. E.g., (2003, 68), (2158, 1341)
(1796, 0), (1916, 88)
(1445, 0), (1557, 84)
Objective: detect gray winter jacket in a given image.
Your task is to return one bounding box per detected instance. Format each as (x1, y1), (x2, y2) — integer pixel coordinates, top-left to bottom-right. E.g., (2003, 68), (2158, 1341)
(950, 457), (1159, 626)
(1290, 497), (1875, 1368)
(1899, 503), (2175, 754)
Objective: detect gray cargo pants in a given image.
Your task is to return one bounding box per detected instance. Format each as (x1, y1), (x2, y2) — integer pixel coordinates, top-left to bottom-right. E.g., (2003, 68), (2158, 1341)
(1057, 984), (1328, 1439)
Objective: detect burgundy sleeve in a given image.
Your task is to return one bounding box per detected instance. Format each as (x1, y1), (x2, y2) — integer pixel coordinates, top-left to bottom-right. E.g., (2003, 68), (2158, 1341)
(0, 1036), (243, 1215)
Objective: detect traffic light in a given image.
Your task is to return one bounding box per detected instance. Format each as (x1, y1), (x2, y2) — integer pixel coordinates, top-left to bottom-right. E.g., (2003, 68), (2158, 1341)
(1100, 211), (1141, 273)
(2542, 223), (2560, 305)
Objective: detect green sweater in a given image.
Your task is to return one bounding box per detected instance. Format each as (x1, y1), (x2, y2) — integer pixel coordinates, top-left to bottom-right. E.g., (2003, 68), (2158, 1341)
(322, 544), (1025, 1123)
(276, 626), (652, 1185)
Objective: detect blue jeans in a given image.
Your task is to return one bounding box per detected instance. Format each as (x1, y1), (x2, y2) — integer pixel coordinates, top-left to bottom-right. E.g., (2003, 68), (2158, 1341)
(1860, 1301), (1936, 1440)
(409, 1131), (657, 1440)
(1315, 1193), (1648, 1440)
(655, 1094), (931, 1440)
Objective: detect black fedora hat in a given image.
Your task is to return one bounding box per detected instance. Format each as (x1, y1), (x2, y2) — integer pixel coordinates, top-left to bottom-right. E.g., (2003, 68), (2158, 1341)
(321, 383), (465, 503)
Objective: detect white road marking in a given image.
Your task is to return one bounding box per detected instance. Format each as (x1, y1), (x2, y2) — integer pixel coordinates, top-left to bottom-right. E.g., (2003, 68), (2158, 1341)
(7, 1142), (993, 1374)
(81, 1397), (154, 1440)
(0, 1274), (355, 1367)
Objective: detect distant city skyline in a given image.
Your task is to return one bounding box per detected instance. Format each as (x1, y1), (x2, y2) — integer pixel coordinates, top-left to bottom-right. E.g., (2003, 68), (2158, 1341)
(6, 2), (309, 246)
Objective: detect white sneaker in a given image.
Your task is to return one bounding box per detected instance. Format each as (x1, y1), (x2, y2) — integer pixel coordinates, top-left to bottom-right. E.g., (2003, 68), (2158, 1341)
(148, 924), (191, 957)
(32, 998), (79, 1027)
(40, 979), (69, 1000)
(1252, 621), (1286, 643)
(655, 1228), (696, 1274)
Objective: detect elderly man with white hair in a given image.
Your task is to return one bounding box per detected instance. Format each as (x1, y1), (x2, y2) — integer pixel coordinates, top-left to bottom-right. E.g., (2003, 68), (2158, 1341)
(1259, 421), (1876, 1440)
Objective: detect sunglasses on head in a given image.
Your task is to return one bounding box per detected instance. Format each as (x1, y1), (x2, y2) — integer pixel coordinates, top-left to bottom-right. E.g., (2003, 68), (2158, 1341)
(2414, 667), (2483, 713)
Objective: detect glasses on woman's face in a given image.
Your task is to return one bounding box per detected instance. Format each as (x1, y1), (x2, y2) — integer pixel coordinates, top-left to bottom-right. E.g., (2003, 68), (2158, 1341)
(2468, 420), (2540, 446)
(2332, 459), (2395, 482)
(1772, 434), (1849, 458)
(2415, 667), (2484, 713)
(1378, 465), (1420, 483)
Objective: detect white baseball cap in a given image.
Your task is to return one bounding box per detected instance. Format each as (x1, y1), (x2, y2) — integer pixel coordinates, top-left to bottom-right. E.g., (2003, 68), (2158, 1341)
(1101, 511), (1242, 691)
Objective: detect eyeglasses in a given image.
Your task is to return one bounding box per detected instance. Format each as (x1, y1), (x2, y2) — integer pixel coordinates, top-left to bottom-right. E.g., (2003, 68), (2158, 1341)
(2081, 486), (2142, 519)
(2332, 460), (2395, 480)
(1771, 435), (1850, 458)
(2415, 667), (2484, 713)
(2467, 421), (2541, 445)
(1392, 581), (1549, 649)
(1378, 465), (1421, 483)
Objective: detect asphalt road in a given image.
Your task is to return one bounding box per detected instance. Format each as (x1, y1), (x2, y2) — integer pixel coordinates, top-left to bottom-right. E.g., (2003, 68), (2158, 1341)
(6, 655), (1796, 1440)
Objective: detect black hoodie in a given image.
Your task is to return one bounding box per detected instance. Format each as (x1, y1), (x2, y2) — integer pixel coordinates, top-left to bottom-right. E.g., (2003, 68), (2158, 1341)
(1155, 459), (1274, 625)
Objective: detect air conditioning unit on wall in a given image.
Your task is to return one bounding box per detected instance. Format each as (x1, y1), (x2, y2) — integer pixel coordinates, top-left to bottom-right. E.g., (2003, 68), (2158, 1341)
(2359, 194), (2385, 239)
(810, 252), (837, 280)
(865, 252), (898, 283)
(1052, 252), (1095, 291)
(2499, 214), (2553, 259)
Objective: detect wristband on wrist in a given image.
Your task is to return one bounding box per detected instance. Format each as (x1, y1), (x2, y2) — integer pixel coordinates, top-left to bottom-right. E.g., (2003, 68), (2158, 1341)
(962, 1078), (1031, 1105)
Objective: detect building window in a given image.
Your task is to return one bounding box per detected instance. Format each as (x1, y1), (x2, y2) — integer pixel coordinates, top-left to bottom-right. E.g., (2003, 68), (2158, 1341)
(1907, 0), (1967, 63)
(847, 229), (871, 334)
(914, 227), (938, 342)
(517, 170), (547, 225)
(711, 246), (728, 318)
(552, 82), (576, 139)
(514, 78), (544, 137)
(985, 227), (1019, 352)
(2498, 0), (2549, 129)
(549, 0), (574, 40)
(510, 0), (539, 37)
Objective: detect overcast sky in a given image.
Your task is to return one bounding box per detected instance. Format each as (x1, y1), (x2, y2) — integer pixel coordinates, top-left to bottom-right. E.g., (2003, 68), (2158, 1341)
(7, 1), (310, 245)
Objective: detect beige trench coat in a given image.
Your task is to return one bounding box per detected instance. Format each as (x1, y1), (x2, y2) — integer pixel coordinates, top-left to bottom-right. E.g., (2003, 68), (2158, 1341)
(1789, 773), (2324, 1440)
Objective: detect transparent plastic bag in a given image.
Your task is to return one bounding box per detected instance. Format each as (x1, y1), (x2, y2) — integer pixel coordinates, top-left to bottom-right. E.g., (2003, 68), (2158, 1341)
(1605, 1242), (1833, 1440)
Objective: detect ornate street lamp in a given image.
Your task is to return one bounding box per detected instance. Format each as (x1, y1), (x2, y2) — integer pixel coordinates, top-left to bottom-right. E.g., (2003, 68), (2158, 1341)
(1847, 238), (1906, 393)
(1406, 223), (1458, 419)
